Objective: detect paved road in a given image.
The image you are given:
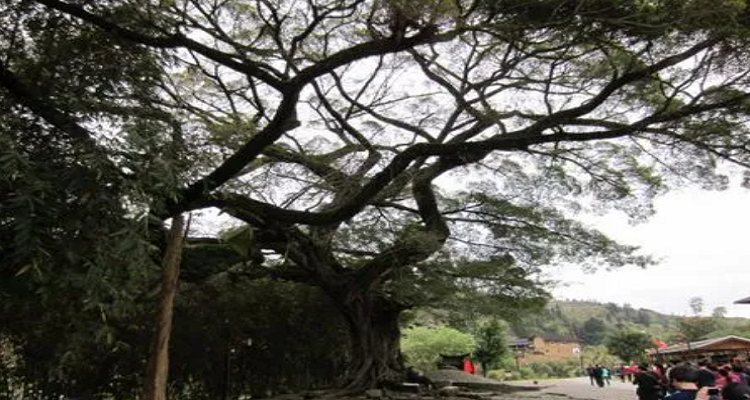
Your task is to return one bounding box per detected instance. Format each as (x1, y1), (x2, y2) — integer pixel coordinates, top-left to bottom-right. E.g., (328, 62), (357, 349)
(514, 377), (637, 400)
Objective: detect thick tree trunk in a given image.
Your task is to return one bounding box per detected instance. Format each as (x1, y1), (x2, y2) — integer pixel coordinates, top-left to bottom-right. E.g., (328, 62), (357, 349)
(143, 215), (186, 400)
(336, 290), (405, 390)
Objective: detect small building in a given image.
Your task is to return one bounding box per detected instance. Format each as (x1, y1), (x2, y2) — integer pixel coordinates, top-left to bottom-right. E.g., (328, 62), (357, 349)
(650, 335), (750, 363)
(438, 353), (469, 370)
(510, 334), (581, 365)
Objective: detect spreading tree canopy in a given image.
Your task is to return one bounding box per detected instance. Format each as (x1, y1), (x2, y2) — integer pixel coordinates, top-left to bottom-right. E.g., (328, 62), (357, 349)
(605, 329), (653, 363)
(4, 0), (750, 390)
(580, 317), (608, 346)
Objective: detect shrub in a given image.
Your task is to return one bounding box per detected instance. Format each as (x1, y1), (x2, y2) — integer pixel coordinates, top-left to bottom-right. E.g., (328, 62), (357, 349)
(401, 326), (477, 372)
(487, 369), (506, 380)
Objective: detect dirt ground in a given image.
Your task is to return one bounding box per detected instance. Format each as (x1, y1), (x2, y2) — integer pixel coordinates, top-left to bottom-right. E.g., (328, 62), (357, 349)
(422, 370), (635, 400)
(505, 377), (637, 400)
(279, 374), (636, 400)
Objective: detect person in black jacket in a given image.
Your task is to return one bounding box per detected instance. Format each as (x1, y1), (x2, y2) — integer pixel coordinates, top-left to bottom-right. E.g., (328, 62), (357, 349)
(664, 364), (700, 400)
(405, 366), (433, 390)
(634, 364), (664, 400)
(586, 366), (595, 386)
(722, 382), (750, 400)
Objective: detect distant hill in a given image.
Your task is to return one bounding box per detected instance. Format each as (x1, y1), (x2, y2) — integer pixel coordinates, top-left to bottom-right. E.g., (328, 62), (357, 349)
(507, 299), (750, 345)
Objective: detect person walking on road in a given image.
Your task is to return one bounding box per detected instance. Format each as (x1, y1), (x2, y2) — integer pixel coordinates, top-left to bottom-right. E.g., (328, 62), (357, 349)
(616, 365), (626, 382)
(593, 364), (605, 388)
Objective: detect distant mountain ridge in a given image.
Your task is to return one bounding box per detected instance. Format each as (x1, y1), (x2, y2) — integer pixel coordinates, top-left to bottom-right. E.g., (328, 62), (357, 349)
(507, 299), (750, 345)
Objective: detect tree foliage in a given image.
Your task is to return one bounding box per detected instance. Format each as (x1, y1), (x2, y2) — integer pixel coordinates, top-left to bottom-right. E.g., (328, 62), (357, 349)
(395, 256), (551, 333)
(677, 296), (718, 343)
(676, 316), (719, 343)
(605, 330), (653, 363)
(580, 317), (608, 346)
(689, 297), (705, 315)
(475, 319), (510, 374)
(582, 345), (621, 367)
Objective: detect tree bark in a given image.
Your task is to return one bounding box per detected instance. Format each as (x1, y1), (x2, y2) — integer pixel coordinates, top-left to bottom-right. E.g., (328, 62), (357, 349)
(335, 289), (405, 390)
(143, 215), (186, 400)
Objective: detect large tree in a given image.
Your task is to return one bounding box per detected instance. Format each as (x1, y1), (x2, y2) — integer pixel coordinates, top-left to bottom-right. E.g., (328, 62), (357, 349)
(475, 319), (510, 376)
(5, 0), (750, 390)
(580, 317), (608, 346)
(676, 316), (719, 343)
(605, 330), (653, 363)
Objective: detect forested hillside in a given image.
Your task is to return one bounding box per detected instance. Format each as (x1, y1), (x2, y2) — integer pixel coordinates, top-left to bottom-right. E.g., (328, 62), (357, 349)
(507, 300), (750, 345)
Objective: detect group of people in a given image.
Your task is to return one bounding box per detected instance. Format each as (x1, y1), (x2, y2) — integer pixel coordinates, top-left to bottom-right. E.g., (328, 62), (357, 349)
(632, 360), (750, 400)
(586, 365), (614, 387)
(587, 364), (650, 387)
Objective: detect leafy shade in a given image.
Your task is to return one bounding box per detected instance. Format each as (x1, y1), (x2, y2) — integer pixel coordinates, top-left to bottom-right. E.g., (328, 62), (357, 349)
(390, 255), (551, 328)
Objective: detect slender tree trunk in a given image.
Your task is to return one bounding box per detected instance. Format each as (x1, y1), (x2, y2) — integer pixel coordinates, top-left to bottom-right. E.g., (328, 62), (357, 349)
(336, 289), (405, 390)
(143, 215), (186, 400)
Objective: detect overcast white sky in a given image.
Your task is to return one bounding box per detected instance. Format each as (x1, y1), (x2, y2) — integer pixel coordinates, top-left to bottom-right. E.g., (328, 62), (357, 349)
(550, 184), (750, 318)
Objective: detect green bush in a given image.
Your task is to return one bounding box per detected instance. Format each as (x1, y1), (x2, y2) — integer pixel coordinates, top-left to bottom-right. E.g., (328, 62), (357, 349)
(487, 370), (505, 380)
(401, 326), (477, 372)
(518, 366), (535, 379)
(528, 361), (581, 379)
(533, 363), (554, 376)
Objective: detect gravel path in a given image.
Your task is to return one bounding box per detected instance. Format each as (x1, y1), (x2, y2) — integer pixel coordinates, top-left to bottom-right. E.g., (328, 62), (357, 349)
(508, 377), (636, 400)
(421, 370), (637, 400)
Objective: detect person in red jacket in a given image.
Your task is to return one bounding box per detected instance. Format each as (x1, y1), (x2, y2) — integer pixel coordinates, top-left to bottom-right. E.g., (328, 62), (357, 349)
(463, 357), (476, 374)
